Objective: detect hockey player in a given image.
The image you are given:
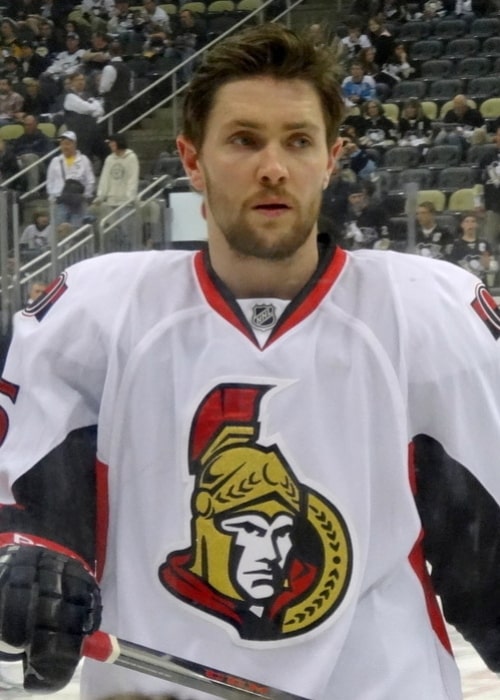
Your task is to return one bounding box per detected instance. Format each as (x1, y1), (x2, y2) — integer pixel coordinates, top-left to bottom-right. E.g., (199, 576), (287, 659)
(1, 22), (500, 700)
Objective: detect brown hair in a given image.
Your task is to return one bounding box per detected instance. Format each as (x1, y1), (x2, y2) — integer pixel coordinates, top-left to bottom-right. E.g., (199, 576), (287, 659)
(182, 23), (345, 151)
(418, 201), (436, 214)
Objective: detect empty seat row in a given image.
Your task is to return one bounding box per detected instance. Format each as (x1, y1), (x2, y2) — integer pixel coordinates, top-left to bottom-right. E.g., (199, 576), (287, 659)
(378, 144), (497, 170)
(376, 164), (482, 193)
(419, 56), (500, 80)
(410, 36), (500, 61)
(398, 16), (500, 43)
(388, 75), (500, 104)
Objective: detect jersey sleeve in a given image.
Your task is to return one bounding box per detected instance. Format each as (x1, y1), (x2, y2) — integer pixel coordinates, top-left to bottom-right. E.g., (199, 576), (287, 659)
(401, 258), (500, 670)
(0, 263), (109, 498)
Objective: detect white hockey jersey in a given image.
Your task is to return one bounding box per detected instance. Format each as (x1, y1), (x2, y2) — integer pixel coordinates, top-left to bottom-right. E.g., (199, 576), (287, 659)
(1, 245), (500, 700)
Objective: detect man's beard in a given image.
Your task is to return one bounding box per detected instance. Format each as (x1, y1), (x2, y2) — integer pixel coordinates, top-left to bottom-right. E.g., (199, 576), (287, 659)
(205, 176), (321, 261)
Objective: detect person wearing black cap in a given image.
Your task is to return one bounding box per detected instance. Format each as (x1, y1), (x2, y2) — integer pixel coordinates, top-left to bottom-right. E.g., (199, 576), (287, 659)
(19, 39), (51, 79)
(340, 180), (390, 249)
(41, 32), (85, 85)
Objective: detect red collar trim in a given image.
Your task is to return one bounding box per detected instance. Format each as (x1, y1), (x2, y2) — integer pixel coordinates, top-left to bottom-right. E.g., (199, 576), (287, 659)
(194, 247), (347, 349)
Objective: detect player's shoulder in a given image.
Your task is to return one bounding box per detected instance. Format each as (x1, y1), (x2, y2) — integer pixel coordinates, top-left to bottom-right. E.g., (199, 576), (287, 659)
(350, 248), (474, 293)
(67, 249), (195, 283)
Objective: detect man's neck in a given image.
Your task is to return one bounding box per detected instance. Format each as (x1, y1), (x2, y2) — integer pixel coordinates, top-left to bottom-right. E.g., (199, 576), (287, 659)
(207, 235), (320, 300)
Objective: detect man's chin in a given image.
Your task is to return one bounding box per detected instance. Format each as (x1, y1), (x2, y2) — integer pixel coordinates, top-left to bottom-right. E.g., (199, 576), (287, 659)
(226, 228), (312, 261)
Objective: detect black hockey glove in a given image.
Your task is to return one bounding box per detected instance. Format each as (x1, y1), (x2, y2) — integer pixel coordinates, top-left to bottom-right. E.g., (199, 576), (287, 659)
(0, 543), (101, 692)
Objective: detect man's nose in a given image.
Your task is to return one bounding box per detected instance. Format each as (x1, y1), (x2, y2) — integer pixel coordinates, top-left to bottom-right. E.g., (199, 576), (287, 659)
(257, 145), (289, 186)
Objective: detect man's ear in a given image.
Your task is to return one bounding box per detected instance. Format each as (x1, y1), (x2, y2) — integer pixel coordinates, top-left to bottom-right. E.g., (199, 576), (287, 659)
(176, 134), (204, 192)
(324, 137), (343, 188)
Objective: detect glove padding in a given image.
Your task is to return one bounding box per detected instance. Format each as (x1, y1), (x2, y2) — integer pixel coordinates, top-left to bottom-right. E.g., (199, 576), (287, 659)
(0, 544), (101, 692)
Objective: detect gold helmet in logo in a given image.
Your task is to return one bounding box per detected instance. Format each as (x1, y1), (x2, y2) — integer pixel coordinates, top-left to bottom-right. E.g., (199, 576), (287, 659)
(188, 385), (302, 599)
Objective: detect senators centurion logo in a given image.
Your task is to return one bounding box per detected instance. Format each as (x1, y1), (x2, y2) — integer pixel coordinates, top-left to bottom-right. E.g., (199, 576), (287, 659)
(159, 383), (353, 642)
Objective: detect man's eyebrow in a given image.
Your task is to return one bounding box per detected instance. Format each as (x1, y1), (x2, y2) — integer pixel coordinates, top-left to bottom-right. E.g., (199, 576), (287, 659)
(224, 119), (321, 133)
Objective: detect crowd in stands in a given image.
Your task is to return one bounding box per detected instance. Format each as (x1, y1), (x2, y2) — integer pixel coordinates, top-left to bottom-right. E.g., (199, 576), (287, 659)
(0, 0), (500, 288)
(315, 0), (500, 288)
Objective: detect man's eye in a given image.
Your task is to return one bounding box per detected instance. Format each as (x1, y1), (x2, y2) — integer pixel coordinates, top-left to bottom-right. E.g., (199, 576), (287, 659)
(290, 136), (312, 148)
(230, 135), (255, 147)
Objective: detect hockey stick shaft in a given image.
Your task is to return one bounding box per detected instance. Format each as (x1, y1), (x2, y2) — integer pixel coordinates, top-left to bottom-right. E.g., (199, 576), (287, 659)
(82, 631), (310, 700)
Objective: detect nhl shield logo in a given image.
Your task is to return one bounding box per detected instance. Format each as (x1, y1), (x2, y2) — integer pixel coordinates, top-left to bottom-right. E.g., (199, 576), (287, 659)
(251, 303), (277, 330)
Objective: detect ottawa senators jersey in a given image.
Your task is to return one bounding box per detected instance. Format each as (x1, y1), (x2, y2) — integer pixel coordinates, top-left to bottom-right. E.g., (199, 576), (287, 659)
(1, 246), (500, 700)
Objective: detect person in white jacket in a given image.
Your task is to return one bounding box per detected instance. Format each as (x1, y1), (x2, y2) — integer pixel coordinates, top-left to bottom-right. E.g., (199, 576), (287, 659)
(93, 133), (140, 249)
(46, 130), (96, 229)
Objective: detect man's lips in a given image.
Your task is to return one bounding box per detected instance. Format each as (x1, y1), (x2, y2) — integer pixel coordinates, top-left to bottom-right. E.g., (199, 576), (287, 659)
(252, 200), (292, 216)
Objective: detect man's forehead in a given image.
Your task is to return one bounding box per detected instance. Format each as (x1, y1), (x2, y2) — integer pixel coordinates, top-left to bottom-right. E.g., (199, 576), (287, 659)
(210, 77), (326, 129)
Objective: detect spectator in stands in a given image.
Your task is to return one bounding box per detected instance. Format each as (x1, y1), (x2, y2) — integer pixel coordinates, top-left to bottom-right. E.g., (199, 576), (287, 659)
(377, 42), (415, 94)
(165, 8), (207, 84)
(2, 57), (24, 94)
(448, 212), (495, 284)
(141, 0), (170, 36)
(73, 0), (116, 35)
(0, 18), (23, 59)
(82, 30), (111, 96)
(19, 209), (52, 258)
(442, 95), (484, 130)
(11, 113), (53, 190)
(0, 135), (20, 186)
(37, 18), (60, 59)
(40, 32), (85, 101)
(98, 39), (131, 130)
(320, 164), (356, 242)
(94, 133), (139, 206)
(341, 60), (376, 107)
(46, 129), (95, 228)
(340, 17), (372, 60)
(339, 180), (390, 249)
(63, 68), (107, 163)
(340, 133), (378, 180)
(414, 201), (454, 259)
(479, 124), (500, 249)
(4, 0), (42, 39)
(20, 77), (52, 119)
(367, 14), (394, 68)
(357, 46), (379, 79)
(374, 0), (409, 21)
(0, 76), (24, 126)
(107, 0), (136, 48)
(360, 98), (397, 149)
(26, 279), (47, 303)
(36, 1), (75, 31)
(441, 0), (486, 17)
(92, 132), (140, 248)
(304, 22), (332, 50)
(19, 39), (51, 80)
(5, 0), (43, 22)
(398, 98), (433, 139)
(435, 94), (485, 154)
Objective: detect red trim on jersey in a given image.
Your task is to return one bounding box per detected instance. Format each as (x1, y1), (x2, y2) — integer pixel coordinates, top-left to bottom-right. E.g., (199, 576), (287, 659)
(408, 534), (452, 655)
(194, 252), (256, 344)
(0, 532), (94, 575)
(267, 247), (347, 347)
(193, 247), (348, 348)
(0, 377), (19, 404)
(95, 458), (109, 582)
(407, 443), (452, 656)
